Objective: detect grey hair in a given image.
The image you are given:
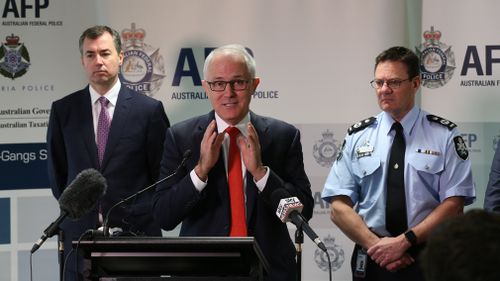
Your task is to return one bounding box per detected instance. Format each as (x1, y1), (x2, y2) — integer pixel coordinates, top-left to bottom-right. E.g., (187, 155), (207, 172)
(203, 44), (256, 80)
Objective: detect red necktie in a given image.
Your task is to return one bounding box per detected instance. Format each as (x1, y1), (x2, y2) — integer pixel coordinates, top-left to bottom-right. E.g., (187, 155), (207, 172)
(225, 126), (247, 236)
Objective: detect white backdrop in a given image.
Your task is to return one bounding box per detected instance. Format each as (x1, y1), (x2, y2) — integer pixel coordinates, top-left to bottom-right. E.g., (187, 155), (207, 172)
(0, 1), (497, 280)
(420, 0), (500, 211)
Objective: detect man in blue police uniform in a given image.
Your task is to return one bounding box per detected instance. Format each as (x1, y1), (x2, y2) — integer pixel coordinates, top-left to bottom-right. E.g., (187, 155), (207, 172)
(321, 46), (476, 281)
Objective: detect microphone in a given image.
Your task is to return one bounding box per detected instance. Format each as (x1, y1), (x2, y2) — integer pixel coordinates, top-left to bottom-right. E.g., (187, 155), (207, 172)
(31, 169), (107, 253)
(100, 149), (192, 236)
(271, 189), (327, 252)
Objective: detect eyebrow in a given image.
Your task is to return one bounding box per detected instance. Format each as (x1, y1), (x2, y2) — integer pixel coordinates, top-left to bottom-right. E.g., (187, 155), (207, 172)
(84, 49), (112, 54)
(210, 75), (247, 80)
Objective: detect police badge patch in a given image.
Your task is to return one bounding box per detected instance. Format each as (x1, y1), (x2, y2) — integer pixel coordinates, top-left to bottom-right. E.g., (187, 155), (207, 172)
(416, 26), (455, 89)
(119, 23), (166, 97)
(0, 34), (31, 80)
(454, 136), (469, 160)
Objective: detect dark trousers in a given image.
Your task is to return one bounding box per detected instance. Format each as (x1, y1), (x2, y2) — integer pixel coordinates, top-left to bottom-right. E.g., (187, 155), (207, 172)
(350, 244), (426, 281)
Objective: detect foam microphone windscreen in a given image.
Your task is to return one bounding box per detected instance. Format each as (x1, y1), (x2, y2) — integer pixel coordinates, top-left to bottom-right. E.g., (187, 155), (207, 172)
(58, 168), (107, 219)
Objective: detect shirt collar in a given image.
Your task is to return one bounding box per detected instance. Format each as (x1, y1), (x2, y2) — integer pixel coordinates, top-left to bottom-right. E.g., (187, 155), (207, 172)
(381, 106), (420, 136)
(400, 106), (420, 135)
(214, 112), (250, 137)
(89, 80), (121, 106)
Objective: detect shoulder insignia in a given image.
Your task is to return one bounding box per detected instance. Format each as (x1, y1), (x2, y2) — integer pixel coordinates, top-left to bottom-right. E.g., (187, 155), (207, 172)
(347, 117), (376, 135)
(426, 114), (457, 130)
(453, 136), (469, 160)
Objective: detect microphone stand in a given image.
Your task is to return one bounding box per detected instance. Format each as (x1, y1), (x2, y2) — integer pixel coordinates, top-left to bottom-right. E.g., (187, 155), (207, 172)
(102, 150), (191, 236)
(58, 230), (64, 281)
(295, 224), (303, 281)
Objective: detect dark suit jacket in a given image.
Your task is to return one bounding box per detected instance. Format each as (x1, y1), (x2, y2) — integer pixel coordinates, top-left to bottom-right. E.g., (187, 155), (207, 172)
(485, 143), (500, 212)
(153, 110), (313, 281)
(47, 84), (169, 277)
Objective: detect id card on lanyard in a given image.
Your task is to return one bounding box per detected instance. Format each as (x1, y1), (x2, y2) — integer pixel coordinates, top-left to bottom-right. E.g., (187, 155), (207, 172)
(354, 248), (367, 278)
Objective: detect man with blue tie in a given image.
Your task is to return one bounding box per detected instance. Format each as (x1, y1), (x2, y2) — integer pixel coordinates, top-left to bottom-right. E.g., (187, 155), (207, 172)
(47, 25), (169, 281)
(152, 44), (313, 281)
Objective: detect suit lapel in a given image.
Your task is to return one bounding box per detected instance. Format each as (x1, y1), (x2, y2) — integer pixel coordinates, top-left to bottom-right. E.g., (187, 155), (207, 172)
(80, 88), (100, 168)
(101, 87), (132, 169)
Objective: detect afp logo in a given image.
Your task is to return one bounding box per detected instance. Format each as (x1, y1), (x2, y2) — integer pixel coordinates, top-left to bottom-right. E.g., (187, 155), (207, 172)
(2, 0), (49, 18)
(416, 26), (455, 89)
(171, 47), (254, 87)
(0, 33), (30, 79)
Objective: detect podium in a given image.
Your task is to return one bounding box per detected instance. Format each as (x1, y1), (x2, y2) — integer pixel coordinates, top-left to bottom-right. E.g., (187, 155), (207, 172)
(75, 237), (269, 281)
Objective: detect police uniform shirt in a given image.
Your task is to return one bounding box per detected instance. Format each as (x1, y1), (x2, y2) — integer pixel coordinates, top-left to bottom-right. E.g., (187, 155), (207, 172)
(321, 106), (476, 237)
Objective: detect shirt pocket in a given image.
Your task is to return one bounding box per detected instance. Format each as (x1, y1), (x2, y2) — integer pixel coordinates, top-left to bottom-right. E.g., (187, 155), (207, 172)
(408, 153), (444, 199)
(352, 156), (381, 178)
(408, 153), (444, 174)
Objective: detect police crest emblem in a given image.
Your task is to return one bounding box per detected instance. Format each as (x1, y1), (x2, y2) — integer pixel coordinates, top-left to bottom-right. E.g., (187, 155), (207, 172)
(0, 34), (30, 80)
(119, 23), (166, 97)
(454, 136), (469, 160)
(416, 26), (455, 89)
(314, 235), (345, 272)
(313, 130), (338, 168)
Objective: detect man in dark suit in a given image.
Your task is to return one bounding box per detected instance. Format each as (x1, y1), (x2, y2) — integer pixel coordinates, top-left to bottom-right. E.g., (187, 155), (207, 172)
(152, 44), (313, 281)
(47, 25), (169, 280)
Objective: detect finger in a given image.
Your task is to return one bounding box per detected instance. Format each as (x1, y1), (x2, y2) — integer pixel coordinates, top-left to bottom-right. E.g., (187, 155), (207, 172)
(366, 242), (381, 256)
(213, 131), (226, 149)
(367, 247), (380, 260)
(203, 120), (217, 141)
(402, 254), (415, 264)
(236, 134), (250, 151)
(379, 256), (391, 267)
(367, 247), (375, 256)
(386, 261), (401, 272)
(246, 122), (260, 145)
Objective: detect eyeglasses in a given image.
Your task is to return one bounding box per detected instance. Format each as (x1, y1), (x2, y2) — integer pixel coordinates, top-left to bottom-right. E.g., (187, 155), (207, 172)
(370, 78), (412, 89)
(206, 79), (253, 92)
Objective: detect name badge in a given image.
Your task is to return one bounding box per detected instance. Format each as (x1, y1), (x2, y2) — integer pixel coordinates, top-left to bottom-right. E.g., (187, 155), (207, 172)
(356, 140), (374, 158)
(416, 148), (441, 156)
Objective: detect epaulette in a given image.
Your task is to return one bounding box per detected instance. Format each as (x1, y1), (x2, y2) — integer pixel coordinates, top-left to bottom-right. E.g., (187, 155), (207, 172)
(426, 114), (457, 131)
(347, 117), (376, 135)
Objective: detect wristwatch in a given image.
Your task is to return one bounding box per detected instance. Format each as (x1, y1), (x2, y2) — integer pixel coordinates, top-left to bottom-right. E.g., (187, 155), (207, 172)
(404, 230), (418, 247)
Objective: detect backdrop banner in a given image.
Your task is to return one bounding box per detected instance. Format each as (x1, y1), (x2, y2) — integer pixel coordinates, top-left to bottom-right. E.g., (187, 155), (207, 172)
(420, 0), (500, 209)
(6, 1), (496, 281)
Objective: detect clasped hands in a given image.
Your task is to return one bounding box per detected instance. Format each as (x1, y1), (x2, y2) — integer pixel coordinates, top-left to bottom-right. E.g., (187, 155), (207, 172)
(194, 120), (267, 182)
(366, 235), (414, 272)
